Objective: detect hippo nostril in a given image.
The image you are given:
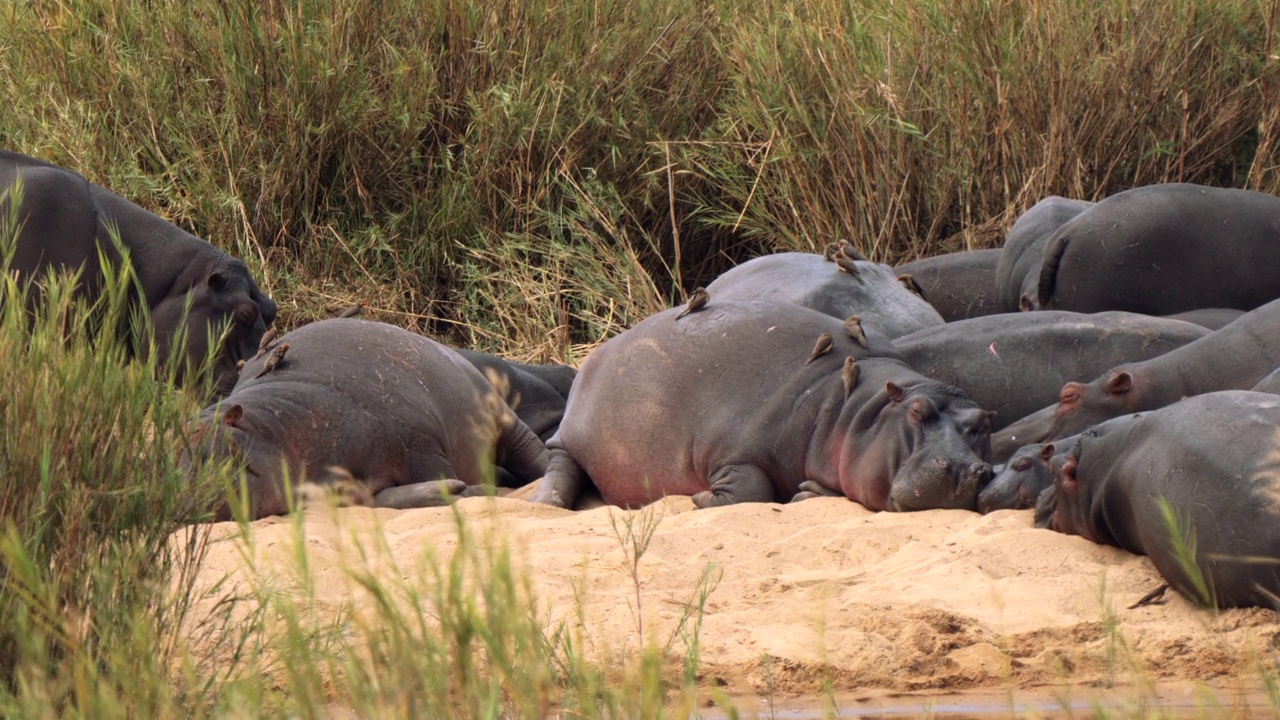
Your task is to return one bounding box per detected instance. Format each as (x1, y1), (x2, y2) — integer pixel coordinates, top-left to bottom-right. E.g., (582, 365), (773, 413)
(934, 457), (948, 468)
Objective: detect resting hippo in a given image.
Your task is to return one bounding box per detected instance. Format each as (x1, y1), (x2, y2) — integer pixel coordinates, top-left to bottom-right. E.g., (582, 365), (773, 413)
(1037, 183), (1280, 314)
(1037, 392), (1280, 609)
(992, 297), (1280, 460)
(993, 196), (1094, 312)
(704, 252), (944, 339)
(0, 150), (277, 398)
(977, 413), (1145, 514)
(188, 318), (548, 519)
(894, 312), (1207, 433)
(530, 299), (993, 511)
(894, 249), (1001, 321)
(1163, 308), (1244, 331)
(1253, 366), (1280, 394)
(455, 349), (576, 441)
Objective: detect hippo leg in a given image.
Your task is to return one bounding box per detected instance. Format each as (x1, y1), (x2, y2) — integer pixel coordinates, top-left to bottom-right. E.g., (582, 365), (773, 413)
(791, 480), (842, 503)
(529, 447), (587, 508)
(691, 464), (775, 508)
(374, 479), (469, 509)
(495, 414), (550, 487)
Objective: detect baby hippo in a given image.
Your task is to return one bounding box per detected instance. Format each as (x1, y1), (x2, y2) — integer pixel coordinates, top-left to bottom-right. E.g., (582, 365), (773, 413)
(188, 318), (548, 520)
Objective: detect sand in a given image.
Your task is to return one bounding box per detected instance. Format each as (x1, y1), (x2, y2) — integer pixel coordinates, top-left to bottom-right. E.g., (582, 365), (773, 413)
(187, 490), (1280, 703)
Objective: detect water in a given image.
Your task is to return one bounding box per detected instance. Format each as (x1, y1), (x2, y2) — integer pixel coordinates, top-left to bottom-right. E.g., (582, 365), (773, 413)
(708, 682), (1271, 719)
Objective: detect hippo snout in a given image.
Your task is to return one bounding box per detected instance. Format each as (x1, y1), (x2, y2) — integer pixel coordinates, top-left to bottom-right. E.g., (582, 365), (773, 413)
(890, 455), (991, 511)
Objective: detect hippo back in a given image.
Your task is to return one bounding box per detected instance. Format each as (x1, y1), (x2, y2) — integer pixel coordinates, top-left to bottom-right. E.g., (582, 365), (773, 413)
(705, 252), (943, 339)
(993, 196), (1094, 312)
(1037, 184), (1280, 314)
(894, 311), (1208, 431)
(894, 249), (1001, 321)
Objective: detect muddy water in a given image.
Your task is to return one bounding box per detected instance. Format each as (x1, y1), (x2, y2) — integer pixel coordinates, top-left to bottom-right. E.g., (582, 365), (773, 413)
(713, 682), (1272, 718)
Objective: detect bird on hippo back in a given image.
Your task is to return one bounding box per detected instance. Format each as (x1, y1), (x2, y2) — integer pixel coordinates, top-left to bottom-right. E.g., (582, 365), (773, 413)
(0, 150), (277, 399)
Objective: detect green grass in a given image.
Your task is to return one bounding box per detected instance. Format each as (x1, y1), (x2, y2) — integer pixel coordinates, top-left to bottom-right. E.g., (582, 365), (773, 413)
(2, 0), (1280, 716)
(3, 0), (1279, 350)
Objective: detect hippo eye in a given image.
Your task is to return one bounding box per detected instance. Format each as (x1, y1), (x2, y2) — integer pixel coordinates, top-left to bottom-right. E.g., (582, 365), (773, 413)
(1012, 457), (1032, 472)
(907, 404), (927, 423)
(234, 304), (260, 327)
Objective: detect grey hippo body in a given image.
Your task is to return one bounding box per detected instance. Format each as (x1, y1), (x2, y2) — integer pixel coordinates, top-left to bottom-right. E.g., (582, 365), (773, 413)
(1, 150), (277, 398)
(993, 297), (1280, 460)
(994, 196), (1094, 312)
(190, 318), (548, 519)
(894, 249), (1001, 321)
(455, 349), (576, 442)
(1037, 183), (1280, 314)
(704, 252), (944, 339)
(531, 299), (993, 511)
(894, 312), (1207, 434)
(1037, 392), (1280, 609)
(977, 413), (1145, 514)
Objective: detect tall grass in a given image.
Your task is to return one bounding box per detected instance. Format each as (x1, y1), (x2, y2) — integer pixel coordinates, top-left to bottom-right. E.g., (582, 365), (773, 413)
(3, 0), (1277, 350)
(0, 182), (235, 715)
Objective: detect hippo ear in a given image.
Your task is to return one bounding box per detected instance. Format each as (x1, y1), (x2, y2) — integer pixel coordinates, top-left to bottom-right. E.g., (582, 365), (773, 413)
(207, 272), (229, 292)
(1105, 372), (1132, 396)
(1061, 456), (1079, 489)
(1039, 443), (1057, 461)
(885, 382), (904, 404)
(222, 403), (244, 427)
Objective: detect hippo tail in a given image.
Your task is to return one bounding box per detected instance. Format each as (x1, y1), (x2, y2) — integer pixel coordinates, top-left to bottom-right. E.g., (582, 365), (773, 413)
(1036, 230), (1071, 308)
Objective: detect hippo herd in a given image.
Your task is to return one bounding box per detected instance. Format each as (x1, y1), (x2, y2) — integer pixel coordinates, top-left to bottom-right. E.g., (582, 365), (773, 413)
(5, 149), (1280, 611)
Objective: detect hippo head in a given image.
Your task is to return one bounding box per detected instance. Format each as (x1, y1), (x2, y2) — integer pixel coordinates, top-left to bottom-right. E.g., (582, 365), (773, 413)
(183, 402), (288, 520)
(844, 380), (994, 511)
(977, 441), (1058, 513)
(152, 259), (278, 399)
(992, 370), (1137, 462)
(1042, 437), (1099, 541)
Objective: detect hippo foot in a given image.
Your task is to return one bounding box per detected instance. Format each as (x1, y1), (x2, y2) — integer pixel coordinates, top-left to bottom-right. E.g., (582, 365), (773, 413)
(527, 482), (569, 508)
(792, 481), (841, 502)
(373, 479), (468, 510)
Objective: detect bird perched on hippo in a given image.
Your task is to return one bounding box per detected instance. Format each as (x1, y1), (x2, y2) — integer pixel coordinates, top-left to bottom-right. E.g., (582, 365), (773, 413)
(530, 296), (994, 512)
(0, 150), (277, 399)
(187, 318), (548, 520)
(1036, 392), (1280, 609)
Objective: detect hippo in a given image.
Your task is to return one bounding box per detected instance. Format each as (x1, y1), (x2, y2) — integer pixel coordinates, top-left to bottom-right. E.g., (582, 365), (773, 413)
(894, 249), (1001, 321)
(1037, 183), (1280, 314)
(894, 312), (1207, 433)
(704, 252), (944, 339)
(993, 196), (1094, 312)
(992, 297), (1280, 460)
(0, 150), (277, 398)
(977, 413), (1145, 513)
(530, 298), (993, 511)
(1036, 392), (1280, 609)
(1253, 366), (1280, 394)
(1162, 308), (1244, 331)
(455, 349), (576, 441)
(188, 318), (548, 520)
